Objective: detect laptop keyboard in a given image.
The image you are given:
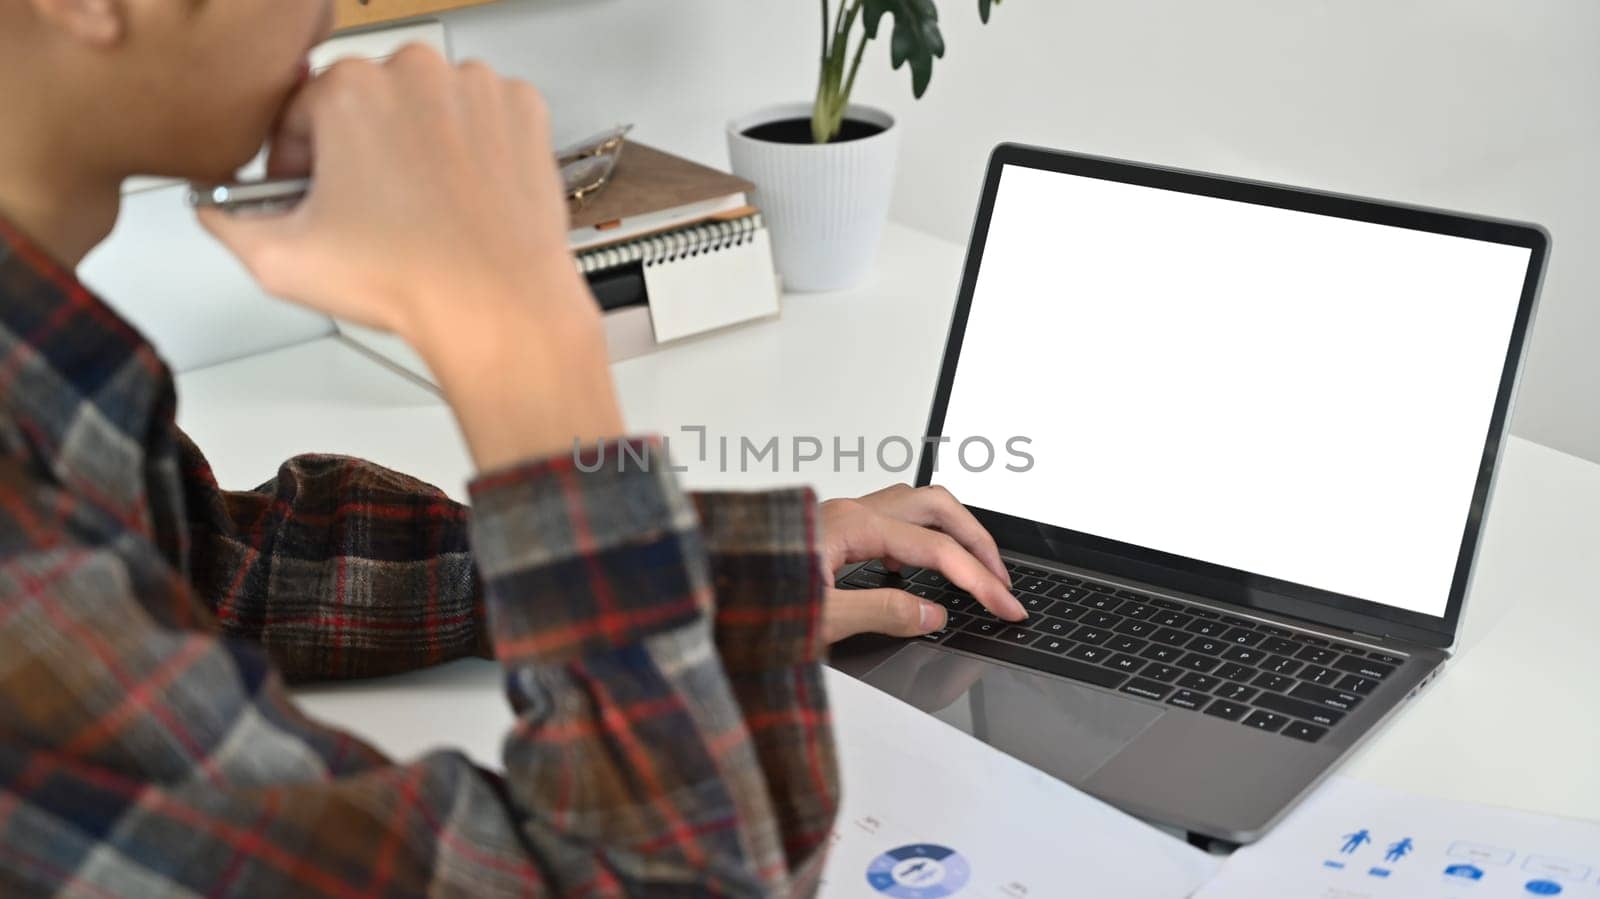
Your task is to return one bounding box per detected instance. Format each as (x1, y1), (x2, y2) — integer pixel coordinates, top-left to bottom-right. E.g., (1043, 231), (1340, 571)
(837, 560), (1407, 743)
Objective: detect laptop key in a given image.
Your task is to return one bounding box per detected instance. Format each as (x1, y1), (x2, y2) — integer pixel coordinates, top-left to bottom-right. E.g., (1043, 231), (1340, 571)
(1152, 628), (1193, 646)
(1119, 678), (1173, 701)
(1113, 619), (1158, 638)
(1016, 592), (1056, 615)
(1066, 644), (1112, 664)
(1214, 662), (1254, 682)
(842, 569), (895, 589)
(1083, 595), (1124, 613)
(1081, 610), (1121, 628)
(1254, 692), (1346, 728)
(1332, 656), (1397, 680)
(1108, 635), (1148, 654)
(1186, 607), (1221, 619)
(1219, 615), (1257, 629)
(1263, 656), (1303, 676)
(1301, 665), (1341, 686)
(1251, 672), (1295, 693)
(1291, 634), (1330, 647)
(1036, 636), (1072, 654)
(1338, 674), (1379, 695)
(1070, 626), (1113, 645)
(1203, 699), (1249, 721)
(1000, 627), (1040, 646)
(1104, 654), (1145, 674)
(1216, 682), (1258, 703)
(1296, 646), (1340, 665)
(1177, 672), (1219, 692)
(1119, 603), (1156, 620)
(1046, 583), (1086, 601)
(1242, 710), (1289, 733)
(1013, 576), (1053, 595)
(1150, 611), (1193, 629)
(1220, 646), (1265, 665)
(1140, 644), (1183, 663)
(1185, 619), (1229, 637)
(909, 569), (949, 588)
(1367, 651), (1406, 666)
(1052, 604), (1087, 622)
(1141, 664), (1183, 683)
(1256, 625), (1294, 639)
(1282, 721), (1328, 743)
(1012, 564), (1049, 579)
(965, 619), (1006, 638)
(932, 592), (978, 615)
(1148, 597), (1183, 611)
(944, 632), (1127, 688)
(1048, 574), (1083, 586)
(1260, 637), (1299, 656)
(1035, 616), (1076, 638)
(1167, 689), (1207, 710)
(1177, 653), (1220, 673)
(1222, 627), (1264, 646)
(1188, 637), (1227, 656)
(1288, 682), (1363, 712)
(905, 583), (943, 601)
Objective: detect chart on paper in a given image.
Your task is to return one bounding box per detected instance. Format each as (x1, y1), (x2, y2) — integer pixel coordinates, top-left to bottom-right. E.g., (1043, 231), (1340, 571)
(1196, 776), (1600, 899)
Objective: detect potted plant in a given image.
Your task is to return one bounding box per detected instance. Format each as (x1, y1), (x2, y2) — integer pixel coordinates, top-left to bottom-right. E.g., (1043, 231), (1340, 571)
(728, 0), (1008, 292)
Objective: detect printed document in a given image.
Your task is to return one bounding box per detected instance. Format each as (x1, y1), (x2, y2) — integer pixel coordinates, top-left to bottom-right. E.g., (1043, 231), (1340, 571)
(819, 668), (1220, 898)
(1196, 776), (1600, 898)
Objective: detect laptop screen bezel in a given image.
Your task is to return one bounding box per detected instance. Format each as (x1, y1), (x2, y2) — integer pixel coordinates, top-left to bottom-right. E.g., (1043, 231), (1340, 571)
(916, 143), (1549, 648)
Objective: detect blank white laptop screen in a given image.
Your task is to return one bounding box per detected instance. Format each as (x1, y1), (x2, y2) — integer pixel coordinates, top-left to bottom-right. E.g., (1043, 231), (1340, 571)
(935, 164), (1532, 618)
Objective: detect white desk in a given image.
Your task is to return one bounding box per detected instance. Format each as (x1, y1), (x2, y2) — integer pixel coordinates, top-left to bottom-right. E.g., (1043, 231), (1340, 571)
(175, 223), (1600, 826)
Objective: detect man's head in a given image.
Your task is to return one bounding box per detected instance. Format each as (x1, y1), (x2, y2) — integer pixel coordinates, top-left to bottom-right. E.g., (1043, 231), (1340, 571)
(2, 0), (334, 183)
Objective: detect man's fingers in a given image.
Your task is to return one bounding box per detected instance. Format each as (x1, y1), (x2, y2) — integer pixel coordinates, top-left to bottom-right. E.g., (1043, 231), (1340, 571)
(857, 484), (1011, 588)
(865, 515), (1024, 621)
(823, 588), (946, 643)
(195, 207), (303, 298)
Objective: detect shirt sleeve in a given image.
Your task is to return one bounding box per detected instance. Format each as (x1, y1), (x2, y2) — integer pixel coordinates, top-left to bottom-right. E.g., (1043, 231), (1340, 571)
(0, 439), (839, 897)
(175, 428), (492, 682)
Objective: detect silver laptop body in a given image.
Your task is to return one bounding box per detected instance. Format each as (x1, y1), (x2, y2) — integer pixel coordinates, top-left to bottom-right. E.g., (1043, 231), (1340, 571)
(833, 144), (1550, 844)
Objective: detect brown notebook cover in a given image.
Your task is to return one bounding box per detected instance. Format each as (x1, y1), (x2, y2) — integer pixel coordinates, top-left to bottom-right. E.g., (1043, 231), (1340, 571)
(569, 143), (754, 231)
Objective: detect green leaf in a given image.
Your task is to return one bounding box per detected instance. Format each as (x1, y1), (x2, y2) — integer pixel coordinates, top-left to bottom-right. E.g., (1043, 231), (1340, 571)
(857, 0), (1002, 102)
(863, 0), (946, 98)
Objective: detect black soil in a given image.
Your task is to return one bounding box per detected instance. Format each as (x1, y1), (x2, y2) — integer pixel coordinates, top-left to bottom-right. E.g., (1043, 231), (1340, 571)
(742, 116), (887, 145)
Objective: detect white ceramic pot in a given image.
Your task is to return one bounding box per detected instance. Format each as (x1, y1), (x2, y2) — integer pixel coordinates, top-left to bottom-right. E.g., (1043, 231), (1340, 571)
(727, 102), (899, 292)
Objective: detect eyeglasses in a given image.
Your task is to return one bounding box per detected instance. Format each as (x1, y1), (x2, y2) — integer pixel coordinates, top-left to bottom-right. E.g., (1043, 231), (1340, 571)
(558, 124), (631, 207)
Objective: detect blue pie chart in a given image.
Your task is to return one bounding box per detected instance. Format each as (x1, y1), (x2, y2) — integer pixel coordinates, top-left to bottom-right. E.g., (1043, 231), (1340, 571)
(866, 843), (972, 899)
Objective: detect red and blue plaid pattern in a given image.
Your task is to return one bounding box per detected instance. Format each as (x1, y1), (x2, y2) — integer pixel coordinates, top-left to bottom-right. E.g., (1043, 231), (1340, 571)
(0, 215), (838, 896)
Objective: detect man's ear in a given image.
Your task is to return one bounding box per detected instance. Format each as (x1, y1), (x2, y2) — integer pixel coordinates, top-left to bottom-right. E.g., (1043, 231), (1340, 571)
(27, 0), (126, 48)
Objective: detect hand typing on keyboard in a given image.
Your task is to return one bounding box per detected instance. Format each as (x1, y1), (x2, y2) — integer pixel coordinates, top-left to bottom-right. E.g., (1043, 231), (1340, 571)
(821, 484), (1024, 642)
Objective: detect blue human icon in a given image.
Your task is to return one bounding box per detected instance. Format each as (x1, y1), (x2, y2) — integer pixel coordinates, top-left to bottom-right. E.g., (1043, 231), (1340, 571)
(1340, 829), (1372, 854)
(1384, 837), (1413, 863)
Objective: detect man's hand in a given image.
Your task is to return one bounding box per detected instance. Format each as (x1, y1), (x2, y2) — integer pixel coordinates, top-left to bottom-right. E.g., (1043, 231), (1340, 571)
(820, 484), (1024, 643)
(200, 46), (620, 470)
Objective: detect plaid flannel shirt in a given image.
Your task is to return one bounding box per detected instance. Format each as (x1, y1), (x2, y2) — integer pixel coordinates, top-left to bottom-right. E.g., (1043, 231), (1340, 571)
(0, 215), (838, 897)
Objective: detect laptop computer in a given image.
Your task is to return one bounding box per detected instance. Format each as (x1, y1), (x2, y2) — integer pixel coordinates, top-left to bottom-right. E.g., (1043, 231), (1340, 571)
(832, 144), (1549, 844)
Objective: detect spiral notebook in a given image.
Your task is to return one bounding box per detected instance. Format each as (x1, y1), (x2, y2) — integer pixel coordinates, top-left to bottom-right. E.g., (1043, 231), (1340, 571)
(577, 211), (780, 346)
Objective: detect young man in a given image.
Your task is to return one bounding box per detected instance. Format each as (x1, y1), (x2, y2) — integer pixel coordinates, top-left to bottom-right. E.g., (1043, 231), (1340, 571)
(0, 0), (1025, 895)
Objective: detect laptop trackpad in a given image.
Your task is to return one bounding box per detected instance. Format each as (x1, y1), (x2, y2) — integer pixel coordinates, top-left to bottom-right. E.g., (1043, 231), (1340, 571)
(860, 643), (1164, 784)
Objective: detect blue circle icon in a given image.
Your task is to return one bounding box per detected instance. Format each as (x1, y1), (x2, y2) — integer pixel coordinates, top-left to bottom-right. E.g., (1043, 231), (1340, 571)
(866, 844), (972, 899)
(1525, 880), (1563, 896)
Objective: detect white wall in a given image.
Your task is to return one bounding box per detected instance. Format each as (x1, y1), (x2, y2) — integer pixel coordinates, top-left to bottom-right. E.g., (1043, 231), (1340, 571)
(447, 0), (1598, 461)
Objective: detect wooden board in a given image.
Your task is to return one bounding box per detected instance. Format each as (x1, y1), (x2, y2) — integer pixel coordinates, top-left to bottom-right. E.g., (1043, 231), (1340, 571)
(334, 0), (497, 31)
